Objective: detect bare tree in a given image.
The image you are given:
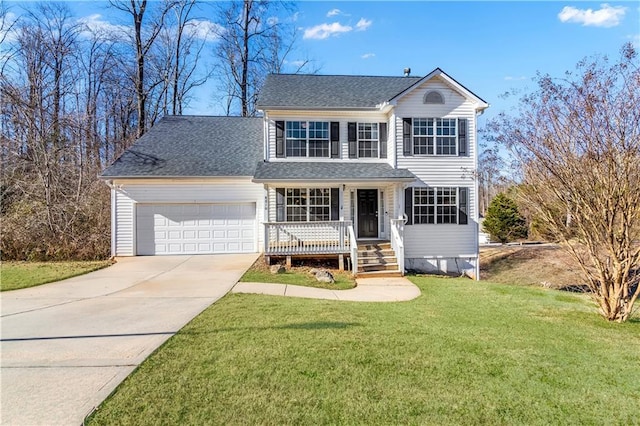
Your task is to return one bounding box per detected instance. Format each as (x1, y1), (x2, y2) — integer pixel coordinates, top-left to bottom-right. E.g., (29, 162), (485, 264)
(488, 43), (640, 322)
(110, 0), (174, 136)
(213, 0), (314, 116)
(477, 144), (509, 217)
(153, 0), (213, 116)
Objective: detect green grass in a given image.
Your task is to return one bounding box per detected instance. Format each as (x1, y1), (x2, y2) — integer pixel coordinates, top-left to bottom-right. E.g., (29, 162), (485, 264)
(0, 260), (113, 291)
(87, 277), (639, 425)
(240, 262), (356, 290)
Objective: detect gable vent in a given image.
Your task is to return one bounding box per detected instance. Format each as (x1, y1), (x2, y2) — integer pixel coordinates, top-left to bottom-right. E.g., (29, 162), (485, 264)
(424, 90), (444, 104)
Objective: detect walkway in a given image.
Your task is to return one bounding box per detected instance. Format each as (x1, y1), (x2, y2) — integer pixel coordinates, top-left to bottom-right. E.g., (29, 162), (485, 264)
(232, 276), (421, 302)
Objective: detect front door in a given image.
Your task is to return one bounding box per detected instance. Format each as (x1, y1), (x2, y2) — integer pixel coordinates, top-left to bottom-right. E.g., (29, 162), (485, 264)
(357, 189), (378, 238)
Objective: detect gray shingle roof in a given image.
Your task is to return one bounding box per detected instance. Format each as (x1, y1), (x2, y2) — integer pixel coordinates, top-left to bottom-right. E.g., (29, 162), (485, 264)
(101, 116), (263, 178)
(253, 162), (416, 182)
(257, 74), (423, 109)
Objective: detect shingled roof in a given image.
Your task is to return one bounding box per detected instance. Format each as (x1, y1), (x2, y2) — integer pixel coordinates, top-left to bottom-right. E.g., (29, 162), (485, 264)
(101, 116), (263, 178)
(257, 74), (423, 109)
(253, 162), (415, 182)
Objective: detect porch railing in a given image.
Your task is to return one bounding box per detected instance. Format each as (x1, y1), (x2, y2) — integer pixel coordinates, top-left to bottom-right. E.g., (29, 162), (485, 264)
(348, 224), (357, 275)
(264, 221), (352, 255)
(390, 218), (405, 275)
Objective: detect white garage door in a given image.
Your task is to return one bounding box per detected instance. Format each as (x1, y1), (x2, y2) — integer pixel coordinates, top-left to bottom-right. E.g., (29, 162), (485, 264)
(136, 203), (256, 255)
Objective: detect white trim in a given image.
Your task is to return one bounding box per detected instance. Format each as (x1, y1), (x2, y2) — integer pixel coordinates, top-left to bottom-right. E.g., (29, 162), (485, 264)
(390, 68), (489, 110)
(110, 186), (116, 258)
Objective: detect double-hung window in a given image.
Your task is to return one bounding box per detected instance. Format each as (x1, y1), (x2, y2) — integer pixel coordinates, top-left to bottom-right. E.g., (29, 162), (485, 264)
(357, 123), (379, 158)
(285, 121), (329, 157)
(280, 188), (335, 222)
(412, 118), (457, 156)
(413, 187), (458, 224)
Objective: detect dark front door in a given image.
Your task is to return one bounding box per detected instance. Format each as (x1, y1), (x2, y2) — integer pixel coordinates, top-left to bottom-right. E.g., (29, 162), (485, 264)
(357, 189), (378, 238)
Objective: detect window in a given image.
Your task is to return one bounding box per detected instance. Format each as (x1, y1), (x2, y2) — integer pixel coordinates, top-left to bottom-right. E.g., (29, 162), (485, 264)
(284, 188), (332, 222)
(285, 121), (329, 157)
(357, 123), (379, 158)
(424, 90), (444, 104)
(413, 187), (457, 224)
(435, 118), (457, 155)
(412, 118), (457, 156)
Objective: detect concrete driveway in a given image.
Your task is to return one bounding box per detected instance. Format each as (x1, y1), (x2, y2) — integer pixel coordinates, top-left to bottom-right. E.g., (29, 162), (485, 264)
(0, 254), (258, 426)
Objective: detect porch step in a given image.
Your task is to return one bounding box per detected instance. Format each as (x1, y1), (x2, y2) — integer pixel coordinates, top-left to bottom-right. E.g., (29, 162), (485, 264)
(357, 249), (395, 257)
(358, 256), (397, 265)
(358, 242), (392, 251)
(355, 241), (401, 275)
(359, 262), (400, 272)
(356, 270), (403, 278)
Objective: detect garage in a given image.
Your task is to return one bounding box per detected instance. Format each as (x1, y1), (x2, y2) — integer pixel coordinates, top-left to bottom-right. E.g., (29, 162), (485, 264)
(136, 203), (256, 255)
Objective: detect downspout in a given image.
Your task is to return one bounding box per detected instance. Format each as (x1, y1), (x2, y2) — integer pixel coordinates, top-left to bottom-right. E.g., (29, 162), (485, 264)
(474, 108), (488, 281)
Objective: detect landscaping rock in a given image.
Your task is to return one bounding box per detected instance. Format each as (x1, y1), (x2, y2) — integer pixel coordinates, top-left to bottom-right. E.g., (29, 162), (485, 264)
(315, 269), (335, 283)
(270, 264), (286, 274)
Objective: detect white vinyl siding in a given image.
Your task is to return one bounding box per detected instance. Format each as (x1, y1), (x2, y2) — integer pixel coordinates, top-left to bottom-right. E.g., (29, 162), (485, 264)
(111, 179), (264, 256)
(394, 77), (479, 259)
(395, 78), (477, 188)
(403, 187), (478, 258)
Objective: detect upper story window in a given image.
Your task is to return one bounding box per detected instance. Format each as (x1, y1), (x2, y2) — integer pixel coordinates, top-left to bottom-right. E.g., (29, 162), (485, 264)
(413, 118), (457, 156)
(348, 121), (387, 159)
(357, 123), (379, 158)
(285, 121), (329, 158)
(402, 117), (467, 157)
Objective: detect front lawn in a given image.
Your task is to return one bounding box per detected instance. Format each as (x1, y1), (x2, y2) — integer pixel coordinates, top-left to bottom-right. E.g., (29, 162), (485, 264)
(87, 277), (639, 425)
(1, 260), (113, 291)
(240, 259), (356, 290)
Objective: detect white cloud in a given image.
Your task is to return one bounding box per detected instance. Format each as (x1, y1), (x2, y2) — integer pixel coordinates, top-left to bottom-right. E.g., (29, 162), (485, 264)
(0, 11), (19, 44)
(627, 33), (640, 47)
(327, 8), (342, 17)
(558, 3), (626, 27)
(355, 18), (372, 31)
(504, 75), (527, 81)
(185, 19), (222, 41)
(361, 53), (375, 59)
(77, 14), (129, 39)
(303, 22), (352, 40)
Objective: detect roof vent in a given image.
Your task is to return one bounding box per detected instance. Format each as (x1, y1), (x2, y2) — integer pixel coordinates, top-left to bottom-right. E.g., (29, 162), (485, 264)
(403, 67), (411, 77)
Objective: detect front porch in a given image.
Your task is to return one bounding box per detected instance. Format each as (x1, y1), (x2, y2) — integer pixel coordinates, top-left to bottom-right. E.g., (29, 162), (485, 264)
(263, 220), (405, 276)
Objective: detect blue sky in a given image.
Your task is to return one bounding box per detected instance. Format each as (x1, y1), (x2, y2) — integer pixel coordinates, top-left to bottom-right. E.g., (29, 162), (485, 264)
(6, 1), (640, 124)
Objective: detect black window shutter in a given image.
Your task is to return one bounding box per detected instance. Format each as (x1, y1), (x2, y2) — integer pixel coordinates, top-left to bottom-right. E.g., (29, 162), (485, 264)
(276, 188), (285, 222)
(458, 118), (467, 157)
(404, 187), (413, 225)
(403, 118), (412, 156)
(348, 122), (357, 158)
(330, 122), (340, 158)
(379, 122), (387, 159)
(275, 121), (285, 158)
(458, 187), (469, 225)
(330, 188), (339, 220)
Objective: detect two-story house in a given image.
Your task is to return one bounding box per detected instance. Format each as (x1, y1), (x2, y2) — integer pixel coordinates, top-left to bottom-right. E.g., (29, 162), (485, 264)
(100, 68), (488, 278)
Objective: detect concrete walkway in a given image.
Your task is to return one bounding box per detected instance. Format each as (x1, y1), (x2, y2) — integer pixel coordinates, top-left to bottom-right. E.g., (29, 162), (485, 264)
(0, 254), (258, 426)
(232, 276), (421, 302)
